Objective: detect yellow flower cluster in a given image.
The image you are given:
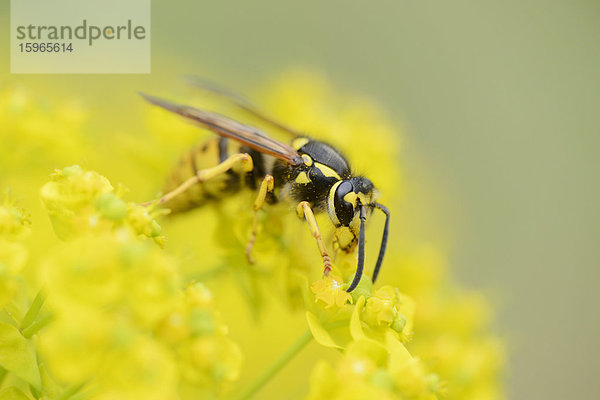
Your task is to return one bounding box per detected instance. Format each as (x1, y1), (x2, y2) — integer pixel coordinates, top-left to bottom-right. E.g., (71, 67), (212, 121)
(0, 83), (88, 180)
(38, 230), (242, 399)
(157, 283), (243, 396)
(40, 165), (167, 246)
(0, 195), (30, 307)
(0, 71), (504, 400)
(305, 272), (433, 399)
(308, 337), (440, 400)
(0, 168), (242, 399)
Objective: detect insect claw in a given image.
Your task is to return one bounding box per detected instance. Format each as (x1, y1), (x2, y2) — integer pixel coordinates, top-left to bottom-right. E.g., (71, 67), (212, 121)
(245, 243), (255, 265)
(323, 256), (332, 276)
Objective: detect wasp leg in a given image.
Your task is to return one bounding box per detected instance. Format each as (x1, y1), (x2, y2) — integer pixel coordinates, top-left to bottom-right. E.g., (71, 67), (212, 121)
(142, 153), (254, 206)
(296, 201), (333, 276)
(246, 174), (275, 264)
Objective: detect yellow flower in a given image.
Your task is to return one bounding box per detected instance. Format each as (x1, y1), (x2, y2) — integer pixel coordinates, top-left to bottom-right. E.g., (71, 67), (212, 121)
(0, 195), (31, 241)
(40, 165), (167, 246)
(177, 336), (243, 389)
(311, 275), (353, 309)
(95, 335), (178, 400)
(362, 286), (415, 340)
(0, 195), (30, 307)
(307, 337), (440, 400)
(0, 83), (89, 179)
(157, 283), (243, 396)
(34, 165), (242, 398)
(40, 165), (114, 240)
(0, 241), (25, 307)
(125, 203), (168, 247)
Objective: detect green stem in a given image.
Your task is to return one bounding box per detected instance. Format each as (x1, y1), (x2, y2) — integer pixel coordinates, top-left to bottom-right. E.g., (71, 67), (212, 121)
(0, 366), (7, 387)
(20, 290), (46, 331)
(56, 382), (85, 400)
(22, 313), (53, 339)
(233, 329), (313, 400)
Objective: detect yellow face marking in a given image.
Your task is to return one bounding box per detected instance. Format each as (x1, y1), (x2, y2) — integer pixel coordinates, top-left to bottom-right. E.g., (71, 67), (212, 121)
(301, 154), (313, 167)
(358, 192), (371, 205)
(327, 181), (342, 226)
(344, 192), (372, 211)
(314, 162), (341, 180)
(343, 191), (358, 206)
(295, 171), (311, 185)
(292, 137), (310, 150)
(343, 191), (372, 207)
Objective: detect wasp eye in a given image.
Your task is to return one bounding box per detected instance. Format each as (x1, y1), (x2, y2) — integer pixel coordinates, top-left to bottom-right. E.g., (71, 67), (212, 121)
(334, 180), (354, 226)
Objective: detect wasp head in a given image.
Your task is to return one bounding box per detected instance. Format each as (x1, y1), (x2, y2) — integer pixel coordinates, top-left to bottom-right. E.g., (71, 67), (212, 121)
(327, 176), (390, 293)
(328, 177), (376, 229)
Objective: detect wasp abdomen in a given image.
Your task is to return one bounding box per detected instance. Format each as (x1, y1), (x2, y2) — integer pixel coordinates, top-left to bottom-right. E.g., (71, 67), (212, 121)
(163, 137), (255, 214)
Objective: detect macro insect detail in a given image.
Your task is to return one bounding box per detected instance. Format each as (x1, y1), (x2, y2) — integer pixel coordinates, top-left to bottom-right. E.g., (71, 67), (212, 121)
(141, 80), (390, 292)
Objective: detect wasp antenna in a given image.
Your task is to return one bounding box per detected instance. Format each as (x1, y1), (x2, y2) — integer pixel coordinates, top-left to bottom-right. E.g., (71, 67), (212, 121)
(347, 205), (367, 292)
(372, 203), (390, 283)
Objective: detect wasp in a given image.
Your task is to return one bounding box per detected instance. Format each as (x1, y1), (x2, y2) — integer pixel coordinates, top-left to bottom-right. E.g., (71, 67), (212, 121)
(140, 80), (390, 292)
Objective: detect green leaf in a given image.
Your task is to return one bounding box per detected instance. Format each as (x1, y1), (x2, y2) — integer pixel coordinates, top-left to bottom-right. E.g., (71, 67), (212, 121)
(56, 382), (86, 400)
(0, 387), (34, 400)
(0, 322), (41, 389)
(22, 314), (53, 339)
(20, 291), (46, 332)
(38, 363), (61, 399)
(305, 312), (342, 349)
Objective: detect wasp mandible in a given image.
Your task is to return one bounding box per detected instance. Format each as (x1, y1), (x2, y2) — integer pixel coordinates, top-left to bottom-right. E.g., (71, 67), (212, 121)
(140, 80), (390, 292)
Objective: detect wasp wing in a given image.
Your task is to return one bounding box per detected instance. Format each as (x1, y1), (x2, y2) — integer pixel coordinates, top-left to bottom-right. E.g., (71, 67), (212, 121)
(184, 76), (303, 137)
(140, 93), (302, 165)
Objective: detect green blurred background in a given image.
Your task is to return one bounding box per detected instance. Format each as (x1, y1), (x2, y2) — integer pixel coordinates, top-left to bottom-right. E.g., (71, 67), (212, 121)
(2, 0), (599, 398)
